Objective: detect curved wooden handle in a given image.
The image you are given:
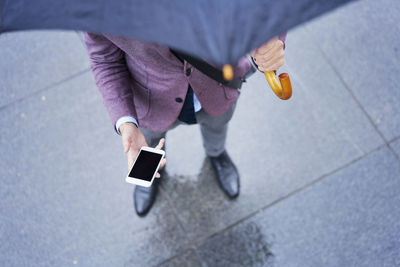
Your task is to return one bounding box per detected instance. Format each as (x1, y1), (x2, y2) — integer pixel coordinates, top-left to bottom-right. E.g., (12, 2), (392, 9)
(264, 71), (292, 100)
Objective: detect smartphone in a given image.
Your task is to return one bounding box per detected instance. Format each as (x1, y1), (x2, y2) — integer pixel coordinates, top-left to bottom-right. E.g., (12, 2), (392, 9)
(125, 146), (165, 187)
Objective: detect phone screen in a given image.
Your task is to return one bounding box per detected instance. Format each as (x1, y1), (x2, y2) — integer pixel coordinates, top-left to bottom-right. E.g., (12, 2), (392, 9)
(128, 150), (163, 181)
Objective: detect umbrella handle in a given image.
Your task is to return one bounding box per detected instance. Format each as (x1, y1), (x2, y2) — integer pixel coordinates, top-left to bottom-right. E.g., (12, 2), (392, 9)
(264, 71), (292, 100)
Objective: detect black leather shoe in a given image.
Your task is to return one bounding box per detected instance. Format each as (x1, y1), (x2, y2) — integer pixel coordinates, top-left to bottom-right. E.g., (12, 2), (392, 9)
(209, 151), (240, 198)
(133, 173), (161, 216)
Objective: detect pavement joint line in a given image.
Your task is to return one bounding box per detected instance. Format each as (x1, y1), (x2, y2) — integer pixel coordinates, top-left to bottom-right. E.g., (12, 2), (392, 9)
(304, 23), (400, 165)
(388, 135), (400, 144)
(190, 143), (387, 249)
(387, 145), (400, 162)
(387, 136), (400, 162)
(0, 67), (91, 112)
(303, 25), (389, 146)
(304, 25), (400, 164)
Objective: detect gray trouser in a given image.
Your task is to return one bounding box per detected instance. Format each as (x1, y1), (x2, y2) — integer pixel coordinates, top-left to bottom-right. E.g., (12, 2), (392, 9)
(139, 101), (237, 157)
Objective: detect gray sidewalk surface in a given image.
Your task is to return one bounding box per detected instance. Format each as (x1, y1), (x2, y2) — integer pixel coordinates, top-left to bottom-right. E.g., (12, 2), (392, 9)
(1, 0), (400, 266)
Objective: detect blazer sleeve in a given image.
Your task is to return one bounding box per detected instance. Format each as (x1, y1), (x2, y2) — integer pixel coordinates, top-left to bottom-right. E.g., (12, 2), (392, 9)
(83, 32), (137, 127)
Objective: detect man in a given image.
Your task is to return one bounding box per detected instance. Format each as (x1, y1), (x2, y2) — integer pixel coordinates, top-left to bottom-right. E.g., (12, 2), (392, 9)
(84, 33), (286, 216)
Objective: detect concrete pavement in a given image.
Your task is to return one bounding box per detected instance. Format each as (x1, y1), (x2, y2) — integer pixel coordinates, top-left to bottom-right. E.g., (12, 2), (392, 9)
(1, 0), (399, 266)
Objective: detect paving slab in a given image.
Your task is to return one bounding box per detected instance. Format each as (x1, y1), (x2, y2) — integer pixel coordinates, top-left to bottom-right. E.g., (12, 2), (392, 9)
(162, 24), (384, 242)
(303, 0), (400, 141)
(196, 147), (400, 267)
(0, 30), (90, 108)
(0, 72), (189, 266)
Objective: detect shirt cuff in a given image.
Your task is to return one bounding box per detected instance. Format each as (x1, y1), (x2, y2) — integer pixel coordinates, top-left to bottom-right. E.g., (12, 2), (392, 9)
(115, 116), (138, 135)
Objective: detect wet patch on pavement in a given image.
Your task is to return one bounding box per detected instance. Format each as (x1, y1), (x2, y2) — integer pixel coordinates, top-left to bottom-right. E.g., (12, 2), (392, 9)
(196, 221), (275, 267)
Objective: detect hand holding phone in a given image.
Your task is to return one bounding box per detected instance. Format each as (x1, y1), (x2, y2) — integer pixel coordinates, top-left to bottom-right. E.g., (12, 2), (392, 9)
(120, 122), (167, 178)
(126, 145), (165, 187)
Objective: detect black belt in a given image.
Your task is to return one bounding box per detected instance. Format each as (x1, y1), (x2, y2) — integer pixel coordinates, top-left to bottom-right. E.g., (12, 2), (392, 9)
(170, 49), (244, 89)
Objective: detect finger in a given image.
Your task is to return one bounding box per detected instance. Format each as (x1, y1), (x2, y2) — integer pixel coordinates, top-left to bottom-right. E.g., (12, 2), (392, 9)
(259, 60), (285, 73)
(127, 154), (134, 169)
(255, 44), (274, 57)
(155, 172), (161, 178)
(254, 52), (275, 66)
(253, 52), (281, 69)
(254, 43), (284, 63)
(258, 52), (285, 69)
(155, 138), (165, 150)
(256, 43), (285, 64)
(127, 149), (138, 169)
(159, 158), (167, 168)
(127, 156), (134, 170)
(260, 58), (282, 70)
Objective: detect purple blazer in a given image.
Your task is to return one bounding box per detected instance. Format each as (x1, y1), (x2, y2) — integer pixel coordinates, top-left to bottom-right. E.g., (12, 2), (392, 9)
(84, 33), (252, 132)
(84, 33), (287, 132)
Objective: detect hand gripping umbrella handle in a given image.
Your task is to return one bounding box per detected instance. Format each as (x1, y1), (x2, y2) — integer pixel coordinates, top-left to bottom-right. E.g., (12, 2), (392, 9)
(223, 65), (292, 100)
(264, 71), (292, 100)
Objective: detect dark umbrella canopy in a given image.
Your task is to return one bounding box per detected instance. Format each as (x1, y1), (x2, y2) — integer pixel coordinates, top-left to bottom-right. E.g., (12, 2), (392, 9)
(0, 0), (356, 66)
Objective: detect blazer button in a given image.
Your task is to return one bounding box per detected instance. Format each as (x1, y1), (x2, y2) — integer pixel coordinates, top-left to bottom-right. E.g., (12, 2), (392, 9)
(186, 68), (192, 76)
(175, 97), (183, 103)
